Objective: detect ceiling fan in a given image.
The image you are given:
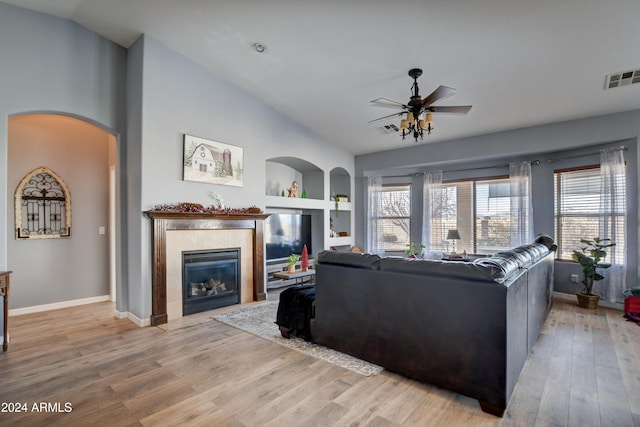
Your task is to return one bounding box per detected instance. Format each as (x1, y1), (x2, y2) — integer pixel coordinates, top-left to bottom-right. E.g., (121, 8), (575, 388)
(368, 68), (472, 142)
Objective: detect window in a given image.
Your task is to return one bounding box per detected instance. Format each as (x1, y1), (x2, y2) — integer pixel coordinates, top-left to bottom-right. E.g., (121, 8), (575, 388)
(378, 184), (411, 251)
(554, 166), (625, 260)
(429, 177), (511, 254)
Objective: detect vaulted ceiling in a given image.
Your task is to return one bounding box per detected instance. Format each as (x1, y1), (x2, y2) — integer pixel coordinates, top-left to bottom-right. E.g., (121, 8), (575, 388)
(6, 0), (640, 155)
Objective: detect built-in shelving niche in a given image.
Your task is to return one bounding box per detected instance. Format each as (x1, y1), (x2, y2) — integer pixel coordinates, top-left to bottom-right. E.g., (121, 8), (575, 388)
(264, 159), (354, 255)
(329, 167), (353, 249)
(265, 157), (324, 200)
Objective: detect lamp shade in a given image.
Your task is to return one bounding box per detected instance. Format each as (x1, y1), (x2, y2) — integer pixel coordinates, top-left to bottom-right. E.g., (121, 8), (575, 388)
(447, 229), (461, 240)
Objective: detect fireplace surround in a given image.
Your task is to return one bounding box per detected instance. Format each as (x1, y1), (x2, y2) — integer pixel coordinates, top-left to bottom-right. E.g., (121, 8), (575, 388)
(145, 211), (269, 325)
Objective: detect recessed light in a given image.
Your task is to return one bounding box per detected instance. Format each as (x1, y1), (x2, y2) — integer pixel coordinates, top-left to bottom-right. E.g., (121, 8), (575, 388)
(252, 42), (266, 53)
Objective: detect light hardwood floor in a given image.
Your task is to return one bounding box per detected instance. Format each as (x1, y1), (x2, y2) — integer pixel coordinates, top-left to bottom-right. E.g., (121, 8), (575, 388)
(0, 296), (638, 427)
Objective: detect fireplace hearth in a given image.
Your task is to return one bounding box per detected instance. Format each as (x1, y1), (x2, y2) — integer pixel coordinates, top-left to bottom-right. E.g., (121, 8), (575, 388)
(183, 248), (240, 315)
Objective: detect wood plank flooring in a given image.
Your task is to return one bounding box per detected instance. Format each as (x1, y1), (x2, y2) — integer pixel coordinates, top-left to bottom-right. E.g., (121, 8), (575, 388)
(0, 296), (638, 426)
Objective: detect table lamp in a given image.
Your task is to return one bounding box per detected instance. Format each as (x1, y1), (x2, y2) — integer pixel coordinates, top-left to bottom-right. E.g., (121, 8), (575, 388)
(447, 229), (461, 253)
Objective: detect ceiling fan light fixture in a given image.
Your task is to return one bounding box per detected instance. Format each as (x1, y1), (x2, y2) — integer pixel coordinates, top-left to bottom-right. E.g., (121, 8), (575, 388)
(368, 68), (471, 143)
(425, 113), (434, 125)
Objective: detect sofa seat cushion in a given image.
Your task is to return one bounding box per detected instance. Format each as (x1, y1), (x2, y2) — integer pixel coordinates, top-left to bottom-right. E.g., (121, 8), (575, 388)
(317, 251), (382, 270)
(379, 257), (507, 283)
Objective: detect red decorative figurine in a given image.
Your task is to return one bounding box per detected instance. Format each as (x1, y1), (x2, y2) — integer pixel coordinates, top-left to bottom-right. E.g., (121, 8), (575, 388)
(301, 244), (309, 271)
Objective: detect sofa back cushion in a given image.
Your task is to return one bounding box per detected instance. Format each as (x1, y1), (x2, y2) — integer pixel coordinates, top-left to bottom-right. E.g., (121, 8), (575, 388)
(317, 251), (382, 270)
(379, 257), (510, 283)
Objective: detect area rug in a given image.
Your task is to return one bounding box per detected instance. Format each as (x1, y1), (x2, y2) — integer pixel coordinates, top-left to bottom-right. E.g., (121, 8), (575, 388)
(213, 301), (383, 376)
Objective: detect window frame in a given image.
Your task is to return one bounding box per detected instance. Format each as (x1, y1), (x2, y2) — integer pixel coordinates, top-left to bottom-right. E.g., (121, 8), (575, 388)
(378, 183), (412, 253)
(438, 175), (510, 255)
(553, 164), (626, 262)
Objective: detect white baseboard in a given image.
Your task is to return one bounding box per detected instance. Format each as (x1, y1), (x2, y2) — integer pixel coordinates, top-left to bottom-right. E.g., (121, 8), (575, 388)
(125, 311), (150, 327)
(9, 295), (111, 316)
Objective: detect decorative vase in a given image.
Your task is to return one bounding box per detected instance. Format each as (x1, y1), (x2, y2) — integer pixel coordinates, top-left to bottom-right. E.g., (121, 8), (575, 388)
(576, 293), (600, 309)
(287, 264), (296, 273)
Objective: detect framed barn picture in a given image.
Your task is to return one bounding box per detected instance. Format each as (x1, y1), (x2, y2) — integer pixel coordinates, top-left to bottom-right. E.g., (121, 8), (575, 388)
(182, 134), (243, 187)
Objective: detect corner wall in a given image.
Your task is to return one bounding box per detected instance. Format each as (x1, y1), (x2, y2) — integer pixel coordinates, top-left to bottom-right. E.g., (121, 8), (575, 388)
(0, 3), (127, 333)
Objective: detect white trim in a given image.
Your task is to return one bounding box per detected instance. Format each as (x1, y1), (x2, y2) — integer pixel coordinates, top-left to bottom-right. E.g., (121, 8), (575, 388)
(124, 312), (150, 327)
(8, 295), (110, 316)
(114, 309), (150, 327)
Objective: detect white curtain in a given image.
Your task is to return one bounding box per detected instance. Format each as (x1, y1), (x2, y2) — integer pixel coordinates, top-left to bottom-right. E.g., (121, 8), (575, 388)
(509, 161), (534, 247)
(422, 171), (443, 259)
(366, 175), (383, 254)
(599, 147), (626, 302)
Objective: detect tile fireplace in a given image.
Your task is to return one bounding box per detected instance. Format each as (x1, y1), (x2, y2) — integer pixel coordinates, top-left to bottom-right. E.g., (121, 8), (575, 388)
(144, 210), (269, 326)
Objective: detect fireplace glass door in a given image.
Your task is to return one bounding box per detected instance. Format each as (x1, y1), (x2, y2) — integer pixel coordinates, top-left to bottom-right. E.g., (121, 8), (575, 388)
(182, 248), (240, 315)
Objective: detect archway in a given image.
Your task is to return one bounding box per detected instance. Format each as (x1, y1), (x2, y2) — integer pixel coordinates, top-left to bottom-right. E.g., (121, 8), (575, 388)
(7, 113), (120, 312)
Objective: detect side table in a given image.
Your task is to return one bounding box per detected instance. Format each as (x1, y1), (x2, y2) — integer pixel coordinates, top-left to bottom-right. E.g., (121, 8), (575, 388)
(273, 269), (316, 286)
(0, 271), (11, 351)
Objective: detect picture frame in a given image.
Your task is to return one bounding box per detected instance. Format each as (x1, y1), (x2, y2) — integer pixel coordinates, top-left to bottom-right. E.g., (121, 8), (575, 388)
(182, 134), (243, 187)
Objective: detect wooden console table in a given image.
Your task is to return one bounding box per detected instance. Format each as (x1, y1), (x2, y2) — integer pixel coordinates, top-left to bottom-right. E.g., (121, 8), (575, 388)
(0, 271), (11, 351)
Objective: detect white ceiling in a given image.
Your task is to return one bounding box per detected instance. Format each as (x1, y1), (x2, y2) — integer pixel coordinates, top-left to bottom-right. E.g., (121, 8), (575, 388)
(6, 0), (640, 155)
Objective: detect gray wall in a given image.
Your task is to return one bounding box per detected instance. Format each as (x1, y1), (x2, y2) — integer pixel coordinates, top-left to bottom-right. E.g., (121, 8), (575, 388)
(355, 111), (640, 298)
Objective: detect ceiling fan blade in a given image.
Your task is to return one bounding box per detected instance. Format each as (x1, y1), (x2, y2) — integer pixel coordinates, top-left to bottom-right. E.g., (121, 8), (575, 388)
(370, 98), (408, 110)
(367, 111), (404, 124)
(429, 105), (472, 114)
(421, 85), (457, 107)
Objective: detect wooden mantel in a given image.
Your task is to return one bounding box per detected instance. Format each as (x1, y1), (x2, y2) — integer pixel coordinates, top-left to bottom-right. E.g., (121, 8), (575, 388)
(144, 210), (269, 326)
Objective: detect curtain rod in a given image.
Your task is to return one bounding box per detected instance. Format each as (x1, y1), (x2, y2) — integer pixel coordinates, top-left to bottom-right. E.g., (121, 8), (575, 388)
(377, 145), (627, 178)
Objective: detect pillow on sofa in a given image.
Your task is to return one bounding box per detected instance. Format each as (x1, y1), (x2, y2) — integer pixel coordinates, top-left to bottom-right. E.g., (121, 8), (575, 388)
(317, 250), (382, 270)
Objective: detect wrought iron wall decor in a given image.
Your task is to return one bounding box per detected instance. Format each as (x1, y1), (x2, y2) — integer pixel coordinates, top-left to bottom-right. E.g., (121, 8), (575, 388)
(15, 166), (71, 239)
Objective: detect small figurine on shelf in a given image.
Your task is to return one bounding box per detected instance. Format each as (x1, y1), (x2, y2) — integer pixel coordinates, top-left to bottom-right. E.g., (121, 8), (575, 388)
(281, 189), (285, 197)
(301, 244), (309, 272)
(208, 192), (226, 210)
(288, 181), (299, 198)
(301, 189), (307, 199)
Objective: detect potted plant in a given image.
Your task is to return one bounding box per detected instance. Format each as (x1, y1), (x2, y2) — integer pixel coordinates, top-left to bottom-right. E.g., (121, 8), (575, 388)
(287, 253), (300, 273)
(571, 237), (616, 309)
(404, 241), (425, 259)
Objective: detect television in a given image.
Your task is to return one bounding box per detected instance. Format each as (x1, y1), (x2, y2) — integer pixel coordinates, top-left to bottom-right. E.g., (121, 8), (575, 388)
(265, 213), (312, 261)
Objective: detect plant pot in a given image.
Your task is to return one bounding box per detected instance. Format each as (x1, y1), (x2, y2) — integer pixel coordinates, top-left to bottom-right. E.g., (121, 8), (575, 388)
(576, 293), (600, 309)
(287, 264), (296, 273)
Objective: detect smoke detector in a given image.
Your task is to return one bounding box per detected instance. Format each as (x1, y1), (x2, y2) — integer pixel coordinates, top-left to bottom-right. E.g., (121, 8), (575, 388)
(604, 68), (640, 90)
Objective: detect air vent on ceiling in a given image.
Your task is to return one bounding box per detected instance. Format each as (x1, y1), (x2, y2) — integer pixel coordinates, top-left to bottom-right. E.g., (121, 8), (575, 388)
(376, 123), (399, 135)
(604, 68), (640, 90)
